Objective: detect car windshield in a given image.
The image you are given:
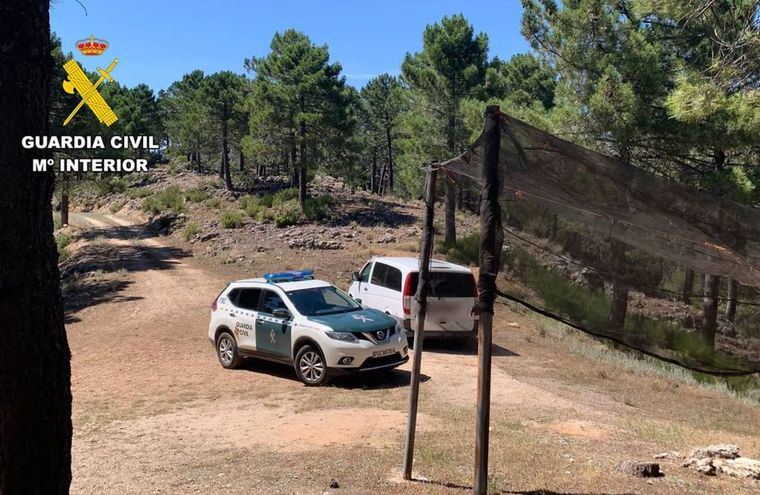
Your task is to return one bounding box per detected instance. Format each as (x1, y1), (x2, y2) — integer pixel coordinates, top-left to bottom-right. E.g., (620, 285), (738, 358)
(286, 286), (361, 316)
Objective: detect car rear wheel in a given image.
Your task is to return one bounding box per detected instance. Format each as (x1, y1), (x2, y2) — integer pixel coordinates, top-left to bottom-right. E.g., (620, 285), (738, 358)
(216, 331), (243, 369)
(294, 344), (329, 386)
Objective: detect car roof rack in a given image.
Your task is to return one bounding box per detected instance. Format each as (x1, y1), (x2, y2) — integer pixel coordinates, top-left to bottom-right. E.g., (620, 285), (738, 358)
(263, 269), (315, 283)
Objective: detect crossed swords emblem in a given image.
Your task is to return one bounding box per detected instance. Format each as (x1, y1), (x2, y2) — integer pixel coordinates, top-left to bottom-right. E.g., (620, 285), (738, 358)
(62, 58), (119, 126)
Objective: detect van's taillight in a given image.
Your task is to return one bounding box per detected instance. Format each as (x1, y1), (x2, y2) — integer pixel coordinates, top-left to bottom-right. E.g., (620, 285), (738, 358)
(211, 298), (218, 311)
(402, 273), (413, 315)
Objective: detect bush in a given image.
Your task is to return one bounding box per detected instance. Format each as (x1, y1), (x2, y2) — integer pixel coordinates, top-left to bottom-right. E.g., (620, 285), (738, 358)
(274, 200), (300, 228)
(205, 197), (222, 209)
(302, 196), (333, 221)
(126, 187), (153, 199)
(185, 188), (208, 203)
(55, 232), (71, 261)
(141, 185), (185, 215)
(274, 188), (298, 204)
(259, 187), (298, 208)
(109, 200), (125, 213)
(439, 232), (503, 268)
(97, 177), (127, 196)
(240, 196), (263, 217)
(183, 222), (200, 240)
(159, 186), (184, 213)
(141, 196), (162, 215)
(220, 211), (244, 229)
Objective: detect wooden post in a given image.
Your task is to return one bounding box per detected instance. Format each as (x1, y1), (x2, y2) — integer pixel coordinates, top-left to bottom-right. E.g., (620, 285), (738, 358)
(474, 106), (502, 495)
(403, 165), (437, 480)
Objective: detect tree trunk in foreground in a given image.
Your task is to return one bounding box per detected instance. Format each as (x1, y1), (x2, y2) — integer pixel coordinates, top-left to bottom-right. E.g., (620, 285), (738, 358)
(682, 269), (694, 304)
(0, 1), (72, 493)
(725, 279), (738, 323)
(702, 274), (720, 347)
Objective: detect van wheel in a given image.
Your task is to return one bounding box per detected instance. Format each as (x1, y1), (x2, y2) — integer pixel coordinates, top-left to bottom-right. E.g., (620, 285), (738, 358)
(216, 331), (243, 369)
(294, 344), (329, 386)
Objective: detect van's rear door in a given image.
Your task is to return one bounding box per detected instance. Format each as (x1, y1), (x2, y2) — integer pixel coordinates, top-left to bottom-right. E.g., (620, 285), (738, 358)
(408, 271), (477, 333)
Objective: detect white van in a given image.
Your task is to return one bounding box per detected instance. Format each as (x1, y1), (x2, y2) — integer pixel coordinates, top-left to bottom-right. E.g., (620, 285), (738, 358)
(348, 257), (478, 338)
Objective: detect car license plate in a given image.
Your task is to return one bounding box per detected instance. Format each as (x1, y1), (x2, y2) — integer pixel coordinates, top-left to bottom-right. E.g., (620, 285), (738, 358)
(372, 348), (394, 358)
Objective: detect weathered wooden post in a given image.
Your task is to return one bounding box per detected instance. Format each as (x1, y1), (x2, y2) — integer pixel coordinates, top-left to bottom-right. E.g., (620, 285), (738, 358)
(474, 105), (502, 495)
(403, 165), (438, 480)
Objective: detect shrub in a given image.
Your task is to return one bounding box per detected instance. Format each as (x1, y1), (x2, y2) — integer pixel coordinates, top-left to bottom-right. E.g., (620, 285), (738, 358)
(220, 211), (244, 229)
(55, 232), (71, 261)
(141, 196), (162, 215)
(126, 187), (152, 199)
(97, 177), (127, 196)
(159, 185), (184, 213)
(258, 194), (275, 208)
(205, 197), (222, 209)
(273, 188), (298, 205)
(302, 196), (333, 221)
(439, 232), (501, 268)
(109, 200), (125, 213)
(141, 185), (185, 215)
(185, 188), (208, 203)
(240, 196), (263, 217)
(183, 222), (200, 240)
(274, 200), (300, 228)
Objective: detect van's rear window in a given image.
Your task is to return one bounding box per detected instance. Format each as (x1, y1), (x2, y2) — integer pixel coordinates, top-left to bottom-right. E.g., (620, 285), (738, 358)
(409, 272), (475, 298)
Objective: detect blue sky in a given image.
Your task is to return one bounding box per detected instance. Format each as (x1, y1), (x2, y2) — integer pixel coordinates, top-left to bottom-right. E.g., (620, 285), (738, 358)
(51, 0), (529, 92)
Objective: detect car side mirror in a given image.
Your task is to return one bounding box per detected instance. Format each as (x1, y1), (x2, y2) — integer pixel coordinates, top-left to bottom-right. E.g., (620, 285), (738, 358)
(273, 308), (290, 319)
(351, 272), (361, 282)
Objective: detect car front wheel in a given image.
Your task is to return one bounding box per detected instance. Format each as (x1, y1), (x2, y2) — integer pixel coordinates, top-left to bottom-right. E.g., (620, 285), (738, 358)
(216, 331), (243, 369)
(294, 344), (329, 386)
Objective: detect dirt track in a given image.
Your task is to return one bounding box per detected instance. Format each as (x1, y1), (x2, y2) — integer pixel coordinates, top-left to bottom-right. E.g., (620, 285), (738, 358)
(66, 213), (760, 494)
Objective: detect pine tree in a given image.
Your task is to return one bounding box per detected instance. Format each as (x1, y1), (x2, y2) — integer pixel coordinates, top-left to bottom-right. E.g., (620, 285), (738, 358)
(200, 71), (247, 190)
(245, 29), (355, 203)
(361, 74), (406, 195)
(401, 14), (489, 244)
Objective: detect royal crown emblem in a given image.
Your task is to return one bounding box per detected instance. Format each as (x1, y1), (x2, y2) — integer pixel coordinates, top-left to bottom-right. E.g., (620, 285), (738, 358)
(76, 35), (108, 56)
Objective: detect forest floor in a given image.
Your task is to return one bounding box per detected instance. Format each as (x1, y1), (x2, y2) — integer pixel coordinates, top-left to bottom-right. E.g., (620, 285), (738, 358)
(61, 182), (760, 494)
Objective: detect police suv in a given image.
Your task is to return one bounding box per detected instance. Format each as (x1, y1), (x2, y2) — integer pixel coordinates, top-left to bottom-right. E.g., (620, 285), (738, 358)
(208, 270), (409, 385)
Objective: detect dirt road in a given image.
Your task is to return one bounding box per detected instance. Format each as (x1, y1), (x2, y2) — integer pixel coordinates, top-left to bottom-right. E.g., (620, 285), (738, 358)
(66, 213), (760, 494)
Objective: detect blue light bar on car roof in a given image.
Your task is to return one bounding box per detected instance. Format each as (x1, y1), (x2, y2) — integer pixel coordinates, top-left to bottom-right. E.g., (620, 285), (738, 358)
(264, 269), (315, 283)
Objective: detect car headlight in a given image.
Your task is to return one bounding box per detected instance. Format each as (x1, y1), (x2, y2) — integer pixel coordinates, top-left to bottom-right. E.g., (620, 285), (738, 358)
(326, 331), (358, 343)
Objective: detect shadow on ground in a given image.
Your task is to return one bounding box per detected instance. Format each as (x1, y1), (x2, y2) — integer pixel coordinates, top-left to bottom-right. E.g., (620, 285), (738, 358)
(73, 221), (166, 243)
(420, 338), (519, 358)
(329, 196), (418, 228)
(503, 491), (638, 495)
(240, 357), (429, 389)
(408, 479), (639, 495)
(61, 224), (191, 322)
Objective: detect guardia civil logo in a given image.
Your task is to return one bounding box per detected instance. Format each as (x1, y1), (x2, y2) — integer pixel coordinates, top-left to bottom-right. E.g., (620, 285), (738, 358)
(61, 35), (119, 127)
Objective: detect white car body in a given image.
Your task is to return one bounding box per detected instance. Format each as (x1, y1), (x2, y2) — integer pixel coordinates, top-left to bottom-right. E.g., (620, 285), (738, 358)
(347, 256), (478, 337)
(208, 276), (408, 384)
